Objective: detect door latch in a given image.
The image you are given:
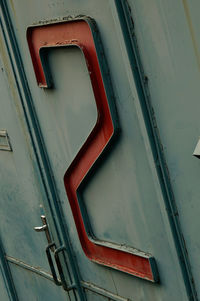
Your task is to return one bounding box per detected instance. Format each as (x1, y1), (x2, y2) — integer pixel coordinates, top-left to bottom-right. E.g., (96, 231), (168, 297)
(34, 215), (52, 246)
(34, 215), (76, 291)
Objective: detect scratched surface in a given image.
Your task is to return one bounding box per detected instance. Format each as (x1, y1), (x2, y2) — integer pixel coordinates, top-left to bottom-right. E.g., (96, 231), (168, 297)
(0, 0), (198, 300)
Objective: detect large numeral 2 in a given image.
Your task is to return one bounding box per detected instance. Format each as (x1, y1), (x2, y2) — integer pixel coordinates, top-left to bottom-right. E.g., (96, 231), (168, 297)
(27, 18), (158, 282)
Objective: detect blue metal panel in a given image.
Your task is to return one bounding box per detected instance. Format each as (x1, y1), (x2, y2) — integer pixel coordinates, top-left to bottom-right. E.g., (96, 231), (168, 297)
(0, 240), (18, 301)
(0, 0), (90, 299)
(0, 271), (11, 301)
(0, 1), (81, 300)
(8, 264), (69, 301)
(126, 0), (200, 299)
(113, 1), (196, 299)
(4, 0), (192, 300)
(1, 0), (200, 300)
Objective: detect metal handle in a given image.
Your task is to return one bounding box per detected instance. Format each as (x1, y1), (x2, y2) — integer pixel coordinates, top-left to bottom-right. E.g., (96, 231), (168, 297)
(35, 216), (76, 291)
(46, 243), (75, 291)
(34, 225), (47, 231)
(54, 246), (68, 290)
(34, 215), (52, 246)
(46, 243), (62, 286)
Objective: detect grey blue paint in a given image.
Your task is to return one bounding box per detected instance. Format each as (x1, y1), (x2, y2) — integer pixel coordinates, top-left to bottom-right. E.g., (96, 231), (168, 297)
(0, 0), (199, 300)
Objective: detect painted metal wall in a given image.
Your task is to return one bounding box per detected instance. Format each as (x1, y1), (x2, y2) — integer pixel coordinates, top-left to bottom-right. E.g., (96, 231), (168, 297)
(0, 0), (199, 300)
(128, 0), (200, 299)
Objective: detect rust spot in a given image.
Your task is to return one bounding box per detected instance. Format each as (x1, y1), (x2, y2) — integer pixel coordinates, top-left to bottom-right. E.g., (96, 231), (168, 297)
(182, 0), (200, 72)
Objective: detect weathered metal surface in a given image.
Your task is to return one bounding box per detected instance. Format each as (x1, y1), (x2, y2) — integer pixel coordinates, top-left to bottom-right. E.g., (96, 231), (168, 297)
(114, 1), (197, 299)
(81, 281), (130, 301)
(0, 0), (200, 300)
(27, 19), (158, 282)
(127, 0), (200, 299)
(6, 255), (129, 301)
(0, 269), (12, 301)
(0, 1), (86, 300)
(8, 264), (69, 301)
(0, 242), (18, 300)
(6, 255), (59, 283)
(2, 0), (193, 299)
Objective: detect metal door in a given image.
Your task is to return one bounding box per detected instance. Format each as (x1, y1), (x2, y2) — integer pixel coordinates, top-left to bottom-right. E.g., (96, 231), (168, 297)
(0, 1), (197, 301)
(0, 2), (83, 301)
(0, 14), (74, 301)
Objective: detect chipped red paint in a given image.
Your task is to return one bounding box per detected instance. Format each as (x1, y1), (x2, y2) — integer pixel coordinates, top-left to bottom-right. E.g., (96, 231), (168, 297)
(27, 19), (157, 281)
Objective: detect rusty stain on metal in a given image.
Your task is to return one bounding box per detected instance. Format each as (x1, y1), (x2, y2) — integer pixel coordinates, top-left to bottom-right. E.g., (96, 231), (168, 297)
(182, 0), (200, 72)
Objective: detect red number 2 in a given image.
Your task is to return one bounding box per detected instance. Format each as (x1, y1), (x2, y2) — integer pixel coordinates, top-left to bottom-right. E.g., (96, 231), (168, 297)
(27, 18), (158, 282)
